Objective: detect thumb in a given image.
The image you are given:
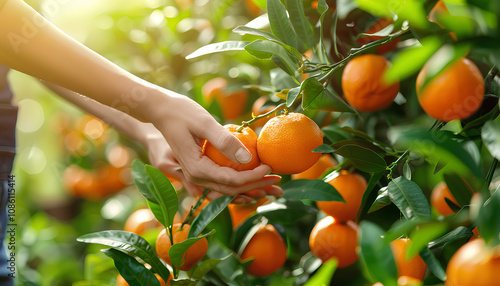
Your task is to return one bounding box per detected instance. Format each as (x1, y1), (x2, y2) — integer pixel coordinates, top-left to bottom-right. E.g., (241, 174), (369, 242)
(202, 125), (252, 165)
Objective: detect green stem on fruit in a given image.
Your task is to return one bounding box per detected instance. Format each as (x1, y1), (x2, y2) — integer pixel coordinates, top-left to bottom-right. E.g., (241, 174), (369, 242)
(237, 102), (287, 132)
(481, 158), (498, 197)
(387, 149), (410, 180)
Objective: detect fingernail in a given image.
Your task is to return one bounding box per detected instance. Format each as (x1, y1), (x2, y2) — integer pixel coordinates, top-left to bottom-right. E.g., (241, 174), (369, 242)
(235, 148), (252, 164)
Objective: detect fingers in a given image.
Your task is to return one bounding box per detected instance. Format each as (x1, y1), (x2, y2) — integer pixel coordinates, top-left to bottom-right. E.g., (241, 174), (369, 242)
(199, 124), (252, 165)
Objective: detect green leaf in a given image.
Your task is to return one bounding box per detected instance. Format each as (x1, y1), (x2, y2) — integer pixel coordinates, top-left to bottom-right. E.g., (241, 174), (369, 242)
(384, 217), (430, 242)
(407, 222), (448, 258)
(482, 119), (500, 160)
(245, 40), (299, 75)
(356, 0), (428, 28)
(267, 0), (298, 49)
(186, 41), (250, 60)
(321, 126), (351, 142)
(312, 144), (336, 153)
(282, 179), (345, 202)
(233, 26), (302, 59)
(102, 249), (161, 286)
(338, 126), (375, 142)
(169, 230), (215, 269)
(428, 226), (474, 249)
(302, 81), (356, 113)
(206, 207), (233, 247)
(317, 0), (330, 63)
(169, 279), (198, 286)
(257, 199), (318, 224)
(443, 173), (473, 208)
(387, 177), (431, 220)
(251, 0), (266, 9)
(286, 86), (301, 107)
(357, 171), (386, 221)
(384, 37), (442, 83)
(303, 259), (338, 286)
(478, 186), (500, 246)
(389, 128), (482, 177)
(145, 165), (178, 229)
(356, 24), (394, 39)
(368, 187), (391, 213)
(191, 255), (231, 280)
(419, 247), (447, 281)
(334, 145), (387, 173)
(331, 139), (386, 155)
(131, 160), (157, 202)
(358, 221), (398, 286)
(189, 196), (234, 238)
(77, 230), (170, 280)
(285, 0), (314, 51)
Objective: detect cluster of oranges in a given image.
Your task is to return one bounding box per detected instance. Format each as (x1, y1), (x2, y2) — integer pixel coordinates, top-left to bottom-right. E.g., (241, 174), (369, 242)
(61, 115), (132, 201)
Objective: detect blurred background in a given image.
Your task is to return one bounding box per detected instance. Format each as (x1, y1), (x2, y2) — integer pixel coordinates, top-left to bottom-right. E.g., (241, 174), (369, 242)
(9, 0), (277, 285)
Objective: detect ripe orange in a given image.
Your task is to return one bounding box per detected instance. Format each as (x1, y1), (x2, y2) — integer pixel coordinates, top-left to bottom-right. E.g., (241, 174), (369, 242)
(446, 238), (500, 286)
(116, 273), (170, 286)
(291, 154), (337, 180)
(203, 124), (260, 171)
(316, 170), (367, 222)
(244, 0), (262, 17)
(390, 238), (427, 281)
(341, 54), (400, 112)
(357, 18), (400, 55)
(155, 223), (208, 271)
(416, 57), (484, 122)
(430, 182), (459, 216)
(124, 209), (163, 236)
(228, 197), (269, 228)
(240, 224), (287, 277)
(309, 216), (359, 268)
(96, 165), (128, 197)
(428, 0), (457, 40)
(201, 77), (249, 121)
(257, 112), (323, 175)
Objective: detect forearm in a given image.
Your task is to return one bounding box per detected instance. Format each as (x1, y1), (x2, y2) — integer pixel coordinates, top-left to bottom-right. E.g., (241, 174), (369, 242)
(43, 82), (160, 148)
(0, 0), (163, 122)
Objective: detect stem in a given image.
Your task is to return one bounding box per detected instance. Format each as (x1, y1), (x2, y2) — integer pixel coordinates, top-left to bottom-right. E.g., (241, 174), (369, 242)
(387, 149), (410, 180)
(237, 102), (287, 131)
(484, 65), (498, 94)
(481, 158), (498, 197)
(181, 189), (209, 228)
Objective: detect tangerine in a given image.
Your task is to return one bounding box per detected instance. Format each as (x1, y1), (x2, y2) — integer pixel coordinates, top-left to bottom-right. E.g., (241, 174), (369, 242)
(446, 238), (500, 286)
(430, 182), (459, 216)
(203, 124), (260, 171)
(124, 209), (163, 236)
(390, 238), (427, 281)
(316, 170), (367, 222)
(342, 54), (400, 112)
(257, 112), (323, 175)
(155, 223), (208, 271)
(116, 273), (169, 286)
(201, 77), (248, 121)
(240, 224), (287, 277)
(416, 57), (484, 122)
(228, 197), (269, 228)
(309, 216), (359, 268)
(291, 154), (337, 180)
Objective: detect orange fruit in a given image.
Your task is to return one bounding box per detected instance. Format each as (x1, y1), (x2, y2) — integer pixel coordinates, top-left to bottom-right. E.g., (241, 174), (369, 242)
(124, 209), (163, 235)
(202, 77), (249, 121)
(428, 0), (457, 40)
(203, 124), (260, 171)
(342, 54), (400, 112)
(257, 112), (323, 175)
(251, 96), (276, 129)
(390, 238), (427, 281)
(446, 238), (500, 286)
(309, 216), (359, 268)
(116, 273), (170, 286)
(97, 165), (128, 196)
(240, 224), (287, 277)
(155, 223), (208, 271)
(244, 0), (262, 17)
(357, 18), (400, 55)
(430, 182), (459, 216)
(416, 57), (484, 122)
(291, 154), (337, 180)
(316, 170), (367, 222)
(228, 197), (269, 228)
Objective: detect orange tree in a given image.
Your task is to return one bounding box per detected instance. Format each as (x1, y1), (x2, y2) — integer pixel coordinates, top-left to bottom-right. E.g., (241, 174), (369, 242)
(77, 0), (500, 285)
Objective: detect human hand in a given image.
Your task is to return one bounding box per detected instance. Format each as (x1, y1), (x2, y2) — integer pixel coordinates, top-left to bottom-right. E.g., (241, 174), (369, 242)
(146, 88), (283, 199)
(143, 123), (283, 203)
